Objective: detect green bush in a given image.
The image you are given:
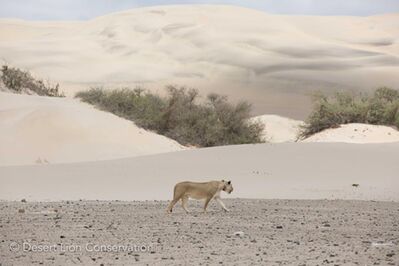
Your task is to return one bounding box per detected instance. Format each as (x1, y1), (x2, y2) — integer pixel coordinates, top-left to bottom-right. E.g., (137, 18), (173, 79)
(76, 86), (264, 147)
(299, 87), (399, 139)
(1, 65), (64, 97)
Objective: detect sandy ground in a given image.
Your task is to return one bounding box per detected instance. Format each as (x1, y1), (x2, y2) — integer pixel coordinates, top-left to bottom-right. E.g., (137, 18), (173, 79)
(1, 5), (399, 118)
(302, 123), (399, 143)
(1, 142), (398, 202)
(251, 114), (303, 143)
(251, 116), (399, 144)
(1, 199), (398, 265)
(0, 92), (184, 166)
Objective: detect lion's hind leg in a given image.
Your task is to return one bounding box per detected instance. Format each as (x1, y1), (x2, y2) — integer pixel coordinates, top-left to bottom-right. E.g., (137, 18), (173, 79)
(181, 195), (190, 213)
(166, 186), (184, 213)
(167, 197), (180, 213)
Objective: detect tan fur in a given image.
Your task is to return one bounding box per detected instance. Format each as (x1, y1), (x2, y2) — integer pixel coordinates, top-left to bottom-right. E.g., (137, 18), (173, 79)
(166, 180), (233, 213)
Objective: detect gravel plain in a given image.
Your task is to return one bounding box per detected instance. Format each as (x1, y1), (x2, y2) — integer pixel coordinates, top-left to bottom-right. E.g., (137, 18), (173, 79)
(1, 199), (398, 265)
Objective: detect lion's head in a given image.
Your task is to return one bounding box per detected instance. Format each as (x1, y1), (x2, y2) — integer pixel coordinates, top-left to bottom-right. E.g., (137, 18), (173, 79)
(222, 180), (233, 194)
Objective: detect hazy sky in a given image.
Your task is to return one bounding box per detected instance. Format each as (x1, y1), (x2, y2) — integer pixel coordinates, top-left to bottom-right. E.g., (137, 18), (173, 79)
(0, 0), (398, 20)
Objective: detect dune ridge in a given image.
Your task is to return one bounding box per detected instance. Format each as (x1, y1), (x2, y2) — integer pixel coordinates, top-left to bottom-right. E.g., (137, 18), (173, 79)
(0, 92), (185, 166)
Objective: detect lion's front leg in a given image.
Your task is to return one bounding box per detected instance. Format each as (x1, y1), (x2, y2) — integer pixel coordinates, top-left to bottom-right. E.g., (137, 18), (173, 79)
(215, 197), (229, 212)
(181, 196), (190, 213)
(203, 197), (212, 213)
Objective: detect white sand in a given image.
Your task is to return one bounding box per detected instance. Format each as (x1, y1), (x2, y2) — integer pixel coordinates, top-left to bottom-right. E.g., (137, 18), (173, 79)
(303, 123), (399, 143)
(252, 114), (399, 143)
(251, 114), (303, 142)
(1, 142), (398, 202)
(1, 5), (398, 118)
(0, 92), (184, 166)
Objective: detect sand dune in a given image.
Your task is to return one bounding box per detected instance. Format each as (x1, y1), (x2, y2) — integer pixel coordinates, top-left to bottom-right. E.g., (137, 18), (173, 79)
(251, 115), (399, 143)
(2, 91), (397, 167)
(0, 92), (184, 166)
(303, 123), (399, 143)
(251, 114), (303, 142)
(1, 5), (398, 118)
(1, 142), (398, 202)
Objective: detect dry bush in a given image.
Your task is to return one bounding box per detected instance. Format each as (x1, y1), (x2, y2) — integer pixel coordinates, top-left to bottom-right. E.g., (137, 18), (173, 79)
(299, 87), (399, 139)
(76, 86), (264, 147)
(1, 65), (64, 97)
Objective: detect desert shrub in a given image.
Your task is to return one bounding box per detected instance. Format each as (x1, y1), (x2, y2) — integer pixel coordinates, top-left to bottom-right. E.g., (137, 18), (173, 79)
(299, 87), (399, 139)
(76, 87), (165, 130)
(0, 64), (64, 97)
(76, 86), (264, 147)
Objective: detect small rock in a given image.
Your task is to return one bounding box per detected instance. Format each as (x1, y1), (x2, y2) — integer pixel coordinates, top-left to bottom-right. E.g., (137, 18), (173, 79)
(21, 199), (27, 203)
(276, 226), (283, 229)
(233, 231), (245, 237)
(18, 209), (25, 214)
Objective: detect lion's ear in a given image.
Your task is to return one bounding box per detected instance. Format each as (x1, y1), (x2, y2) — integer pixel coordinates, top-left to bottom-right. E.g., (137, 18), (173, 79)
(221, 179), (225, 182)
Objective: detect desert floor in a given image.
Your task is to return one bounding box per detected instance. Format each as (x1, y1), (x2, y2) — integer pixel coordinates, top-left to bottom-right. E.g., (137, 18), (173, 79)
(1, 199), (398, 265)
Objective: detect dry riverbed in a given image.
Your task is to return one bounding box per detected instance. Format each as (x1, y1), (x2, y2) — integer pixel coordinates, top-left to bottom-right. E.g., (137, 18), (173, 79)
(1, 199), (398, 265)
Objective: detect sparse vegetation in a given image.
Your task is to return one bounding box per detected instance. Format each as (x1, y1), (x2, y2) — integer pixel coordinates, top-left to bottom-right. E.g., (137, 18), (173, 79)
(76, 86), (264, 147)
(299, 87), (399, 139)
(0, 64), (64, 97)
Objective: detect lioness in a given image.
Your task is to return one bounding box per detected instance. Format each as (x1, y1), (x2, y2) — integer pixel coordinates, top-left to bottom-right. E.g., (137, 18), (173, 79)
(166, 180), (233, 213)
